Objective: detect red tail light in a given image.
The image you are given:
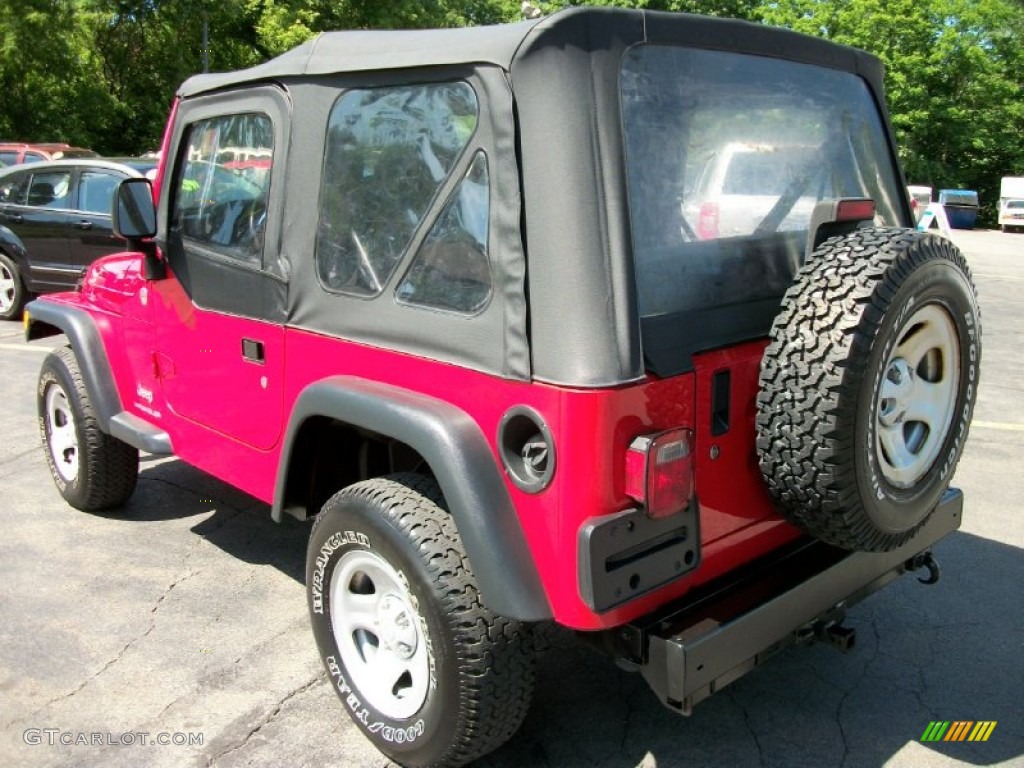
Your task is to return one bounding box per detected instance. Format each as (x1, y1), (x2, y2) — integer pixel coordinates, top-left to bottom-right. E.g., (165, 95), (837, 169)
(624, 429), (695, 519)
(835, 198), (875, 222)
(697, 202), (719, 240)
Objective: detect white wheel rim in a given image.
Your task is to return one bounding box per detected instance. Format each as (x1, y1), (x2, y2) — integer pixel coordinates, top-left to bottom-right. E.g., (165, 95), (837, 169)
(46, 383), (79, 482)
(330, 549), (431, 719)
(0, 262), (15, 313)
(875, 304), (960, 489)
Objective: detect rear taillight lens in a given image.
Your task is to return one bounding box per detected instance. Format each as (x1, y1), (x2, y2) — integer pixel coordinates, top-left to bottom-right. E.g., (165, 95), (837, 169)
(697, 202), (719, 240)
(624, 429), (694, 519)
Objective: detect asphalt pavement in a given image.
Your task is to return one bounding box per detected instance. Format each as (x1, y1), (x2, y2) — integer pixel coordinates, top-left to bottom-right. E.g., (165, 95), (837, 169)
(0, 228), (1021, 768)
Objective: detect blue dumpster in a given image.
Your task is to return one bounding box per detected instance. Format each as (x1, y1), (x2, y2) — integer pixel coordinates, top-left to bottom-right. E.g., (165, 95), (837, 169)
(938, 189), (979, 229)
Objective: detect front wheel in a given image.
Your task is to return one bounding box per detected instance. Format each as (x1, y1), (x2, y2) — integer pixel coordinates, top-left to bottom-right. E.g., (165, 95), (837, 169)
(307, 474), (534, 767)
(38, 346), (139, 511)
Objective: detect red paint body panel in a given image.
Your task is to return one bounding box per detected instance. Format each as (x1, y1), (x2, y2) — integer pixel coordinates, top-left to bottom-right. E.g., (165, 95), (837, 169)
(692, 340), (788, 543)
(47, 251), (801, 630)
(151, 272), (285, 451)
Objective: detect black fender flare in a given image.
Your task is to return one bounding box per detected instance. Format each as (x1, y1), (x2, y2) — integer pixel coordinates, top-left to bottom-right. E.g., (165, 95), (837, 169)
(25, 299), (173, 454)
(274, 376), (552, 621)
(25, 299), (122, 429)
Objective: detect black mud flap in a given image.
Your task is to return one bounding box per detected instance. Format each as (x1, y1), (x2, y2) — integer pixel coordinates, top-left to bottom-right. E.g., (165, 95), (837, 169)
(634, 489), (962, 714)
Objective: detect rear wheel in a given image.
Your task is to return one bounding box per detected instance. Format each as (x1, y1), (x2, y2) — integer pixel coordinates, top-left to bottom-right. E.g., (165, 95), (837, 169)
(757, 228), (980, 551)
(307, 473), (534, 767)
(0, 252), (26, 321)
(38, 346), (139, 511)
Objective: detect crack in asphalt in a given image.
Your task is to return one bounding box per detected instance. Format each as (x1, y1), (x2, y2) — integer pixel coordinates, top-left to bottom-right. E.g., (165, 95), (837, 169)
(616, 673), (635, 763)
(728, 690), (767, 768)
(147, 617), (304, 728)
(231, 621), (301, 667)
(204, 673), (325, 767)
(15, 566), (202, 727)
(0, 446), (42, 468)
(834, 610), (887, 768)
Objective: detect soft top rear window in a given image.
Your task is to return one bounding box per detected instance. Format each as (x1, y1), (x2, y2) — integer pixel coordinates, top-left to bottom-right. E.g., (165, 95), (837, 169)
(621, 45), (904, 375)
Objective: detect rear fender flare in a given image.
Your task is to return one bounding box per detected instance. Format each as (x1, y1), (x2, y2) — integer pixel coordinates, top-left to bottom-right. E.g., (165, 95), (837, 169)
(274, 376), (552, 621)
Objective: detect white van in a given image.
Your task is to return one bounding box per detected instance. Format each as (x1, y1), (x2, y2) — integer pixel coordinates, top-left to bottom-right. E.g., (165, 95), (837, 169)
(999, 176), (1024, 233)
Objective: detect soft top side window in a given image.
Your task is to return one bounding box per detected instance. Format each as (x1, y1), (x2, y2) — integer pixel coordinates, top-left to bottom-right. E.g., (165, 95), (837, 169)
(316, 81), (479, 298)
(396, 151), (492, 315)
(171, 112), (274, 265)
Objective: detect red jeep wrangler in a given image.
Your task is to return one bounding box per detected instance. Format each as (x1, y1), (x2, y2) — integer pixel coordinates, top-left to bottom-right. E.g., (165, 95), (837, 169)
(26, 8), (980, 767)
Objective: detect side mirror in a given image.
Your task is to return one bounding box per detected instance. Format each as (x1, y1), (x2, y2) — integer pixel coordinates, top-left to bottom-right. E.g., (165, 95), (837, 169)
(112, 178), (157, 240)
(112, 177), (164, 280)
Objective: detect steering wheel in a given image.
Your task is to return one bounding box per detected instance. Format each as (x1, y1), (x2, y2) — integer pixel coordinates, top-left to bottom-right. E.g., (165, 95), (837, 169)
(232, 199), (267, 253)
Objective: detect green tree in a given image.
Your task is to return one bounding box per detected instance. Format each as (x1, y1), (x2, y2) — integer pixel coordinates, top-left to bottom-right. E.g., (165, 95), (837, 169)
(0, 0), (116, 147)
(534, 0), (759, 18)
(2, 0), (1020, 224)
(250, 0), (523, 56)
(759, 0), (1024, 223)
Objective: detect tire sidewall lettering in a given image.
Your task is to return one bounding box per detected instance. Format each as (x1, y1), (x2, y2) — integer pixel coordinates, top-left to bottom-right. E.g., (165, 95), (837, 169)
(310, 529), (368, 615)
(759, 229), (982, 551)
(307, 512), (447, 756)
(939, 307), (979, 483)
(861, 255), (979, 530)
(324, 653), (425, 745)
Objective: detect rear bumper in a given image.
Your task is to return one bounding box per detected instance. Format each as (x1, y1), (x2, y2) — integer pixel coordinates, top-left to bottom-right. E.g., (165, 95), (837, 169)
(627, 489), (962, 714)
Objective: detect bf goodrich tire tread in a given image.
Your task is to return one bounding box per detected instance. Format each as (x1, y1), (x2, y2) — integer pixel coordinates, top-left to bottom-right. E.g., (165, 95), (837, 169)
(40, 345), (139, 511)
(310, 473), (534, 767)
(756, 228), (980, 551)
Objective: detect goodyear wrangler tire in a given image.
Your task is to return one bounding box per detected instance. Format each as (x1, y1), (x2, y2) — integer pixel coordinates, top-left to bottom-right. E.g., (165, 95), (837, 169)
(38, 345), (139, 511)
(307, 473), (534, 767)
(756, 229), (980, 552)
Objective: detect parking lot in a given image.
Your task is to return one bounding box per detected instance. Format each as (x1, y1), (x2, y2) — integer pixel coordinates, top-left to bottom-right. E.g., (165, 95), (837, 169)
(0, 228), (1021, 768)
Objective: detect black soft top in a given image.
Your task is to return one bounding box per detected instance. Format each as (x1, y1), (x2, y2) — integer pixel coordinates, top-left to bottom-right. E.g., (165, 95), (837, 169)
(178, 19), (541, 97)
(179, 7), (883, 103)
(173, 8), (899, 387)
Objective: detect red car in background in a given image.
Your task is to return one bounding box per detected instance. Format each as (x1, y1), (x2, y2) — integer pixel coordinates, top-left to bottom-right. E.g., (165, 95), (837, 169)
(0, 143), (98, 166)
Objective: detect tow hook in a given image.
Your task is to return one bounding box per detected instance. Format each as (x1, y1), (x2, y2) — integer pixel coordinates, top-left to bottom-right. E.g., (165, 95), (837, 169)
(907, 550), (941, 585)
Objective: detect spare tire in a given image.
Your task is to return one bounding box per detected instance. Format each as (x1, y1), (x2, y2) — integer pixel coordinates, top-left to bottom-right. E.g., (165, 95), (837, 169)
(756, 228), (981, 552)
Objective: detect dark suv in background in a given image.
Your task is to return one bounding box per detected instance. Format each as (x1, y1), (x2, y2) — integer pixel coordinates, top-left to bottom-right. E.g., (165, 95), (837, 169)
(0, 158), (156, 319)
